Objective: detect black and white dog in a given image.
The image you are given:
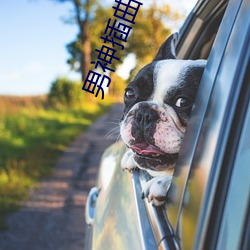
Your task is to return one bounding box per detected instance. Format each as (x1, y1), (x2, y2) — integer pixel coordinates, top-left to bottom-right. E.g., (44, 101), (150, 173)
(120, 33), (206, 206)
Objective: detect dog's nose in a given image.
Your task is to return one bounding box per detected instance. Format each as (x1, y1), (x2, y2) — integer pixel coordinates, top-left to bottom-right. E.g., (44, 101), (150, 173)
(135, 109), (159, 130)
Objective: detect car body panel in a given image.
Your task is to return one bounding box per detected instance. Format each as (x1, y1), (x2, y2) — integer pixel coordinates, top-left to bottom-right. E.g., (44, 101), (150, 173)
(92, 142), (159, 250)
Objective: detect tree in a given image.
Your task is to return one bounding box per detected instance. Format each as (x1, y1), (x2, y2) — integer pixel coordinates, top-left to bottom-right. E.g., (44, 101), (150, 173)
(52, 0), (98, 83)
(65, 3), (128, 99)
(66, 3), (127, 74)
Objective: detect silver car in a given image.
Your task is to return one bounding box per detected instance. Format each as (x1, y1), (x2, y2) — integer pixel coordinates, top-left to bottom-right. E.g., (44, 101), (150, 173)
(85, 0), (250, 249)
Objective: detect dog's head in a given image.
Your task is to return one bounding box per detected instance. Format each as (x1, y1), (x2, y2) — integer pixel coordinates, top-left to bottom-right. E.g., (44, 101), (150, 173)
(120, 33), (206, 174)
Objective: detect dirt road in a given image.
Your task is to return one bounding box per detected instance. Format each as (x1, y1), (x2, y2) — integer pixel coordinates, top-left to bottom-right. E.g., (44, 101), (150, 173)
(0, 103), (123, 250)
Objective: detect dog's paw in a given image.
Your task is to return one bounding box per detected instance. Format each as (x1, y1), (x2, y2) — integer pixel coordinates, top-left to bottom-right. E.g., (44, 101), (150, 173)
(121, 149), (135, 172)
(141, 175), (172, 206)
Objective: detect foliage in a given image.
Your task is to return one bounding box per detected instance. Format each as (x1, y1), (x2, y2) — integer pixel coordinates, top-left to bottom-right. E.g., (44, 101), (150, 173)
(66, 37), (83, 71)
(126, 4), (172, 81)
(0, 96), (112, 230)
(47, 76), (120, 104)
(128, 5), (171, 63)
(48, 77), (85, 107)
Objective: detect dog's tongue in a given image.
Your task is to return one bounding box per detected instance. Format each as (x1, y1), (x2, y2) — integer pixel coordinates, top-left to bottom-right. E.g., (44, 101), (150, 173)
(130, 143), (163, 155)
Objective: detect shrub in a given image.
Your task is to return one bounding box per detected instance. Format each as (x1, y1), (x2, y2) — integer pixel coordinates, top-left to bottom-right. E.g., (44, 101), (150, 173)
(48, 77), (85, 108)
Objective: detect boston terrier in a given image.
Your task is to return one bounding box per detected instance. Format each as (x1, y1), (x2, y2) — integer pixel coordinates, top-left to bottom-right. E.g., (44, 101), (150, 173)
(120, 33), (206, 206)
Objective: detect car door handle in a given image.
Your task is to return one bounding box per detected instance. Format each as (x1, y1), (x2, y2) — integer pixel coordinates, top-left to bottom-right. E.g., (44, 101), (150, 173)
(85, 187), (100, 225)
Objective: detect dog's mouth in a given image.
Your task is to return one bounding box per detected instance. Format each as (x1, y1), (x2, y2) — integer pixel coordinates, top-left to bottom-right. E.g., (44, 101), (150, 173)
(129, 143), (178, 166)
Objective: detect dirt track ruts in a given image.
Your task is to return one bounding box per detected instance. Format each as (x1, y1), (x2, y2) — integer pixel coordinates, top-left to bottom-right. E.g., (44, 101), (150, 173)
(0, 103), (124, 250)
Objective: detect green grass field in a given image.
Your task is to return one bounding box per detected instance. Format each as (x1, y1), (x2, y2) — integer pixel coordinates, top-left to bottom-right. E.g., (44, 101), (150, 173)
(0, 96), (112, 230)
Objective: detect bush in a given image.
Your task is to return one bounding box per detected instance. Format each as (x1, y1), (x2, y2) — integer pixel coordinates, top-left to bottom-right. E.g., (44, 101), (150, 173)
(48, 77), (85, 108)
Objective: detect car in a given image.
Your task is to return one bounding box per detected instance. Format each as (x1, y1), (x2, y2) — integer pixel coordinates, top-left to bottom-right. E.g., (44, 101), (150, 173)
(85, 0), (250, 249)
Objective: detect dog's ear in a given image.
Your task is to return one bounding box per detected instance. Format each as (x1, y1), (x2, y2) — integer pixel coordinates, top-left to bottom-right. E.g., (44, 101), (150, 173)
(153, 32), (179, 61)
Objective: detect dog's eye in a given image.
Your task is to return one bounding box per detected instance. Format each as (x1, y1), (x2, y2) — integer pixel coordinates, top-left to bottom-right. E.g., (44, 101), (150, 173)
(125, 89), (136, 100)
(175, 97), (192, 108)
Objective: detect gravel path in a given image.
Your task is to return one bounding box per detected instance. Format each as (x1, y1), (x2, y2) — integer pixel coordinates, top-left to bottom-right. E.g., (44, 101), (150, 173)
(0, 103), (123, 250)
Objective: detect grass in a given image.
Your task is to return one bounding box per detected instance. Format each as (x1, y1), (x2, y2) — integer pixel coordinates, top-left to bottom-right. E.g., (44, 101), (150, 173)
(0, 95), (113, 230)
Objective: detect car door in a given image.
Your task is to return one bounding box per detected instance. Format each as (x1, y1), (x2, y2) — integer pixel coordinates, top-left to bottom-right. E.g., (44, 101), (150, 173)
(166, 0), (250, 248)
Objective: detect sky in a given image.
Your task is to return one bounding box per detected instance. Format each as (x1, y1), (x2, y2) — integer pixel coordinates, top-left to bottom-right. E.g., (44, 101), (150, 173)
(0, 0), (197, 96)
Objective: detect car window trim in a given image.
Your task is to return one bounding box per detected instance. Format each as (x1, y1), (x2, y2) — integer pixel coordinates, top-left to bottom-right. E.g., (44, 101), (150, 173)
(137, 172), (180, 250)
(131, 170), (159, 250)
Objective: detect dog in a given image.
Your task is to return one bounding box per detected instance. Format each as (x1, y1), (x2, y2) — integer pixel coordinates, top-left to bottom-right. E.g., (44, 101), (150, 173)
(120, 33), (206, 206)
